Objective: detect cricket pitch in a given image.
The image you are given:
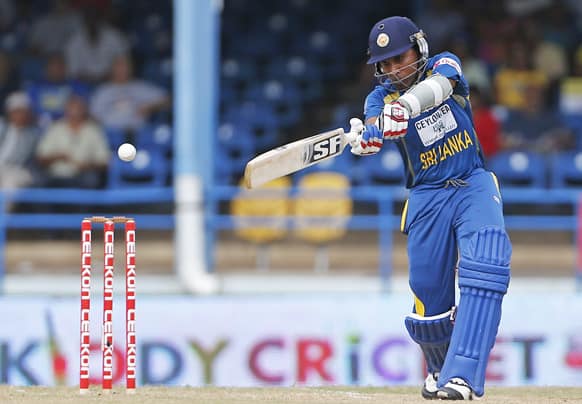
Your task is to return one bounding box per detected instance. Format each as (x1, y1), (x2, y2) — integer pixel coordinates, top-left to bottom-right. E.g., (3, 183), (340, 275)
(0, 386), (581, 403)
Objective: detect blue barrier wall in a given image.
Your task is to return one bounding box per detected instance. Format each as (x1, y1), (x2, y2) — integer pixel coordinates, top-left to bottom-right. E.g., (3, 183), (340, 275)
(0, 185), (580, 293)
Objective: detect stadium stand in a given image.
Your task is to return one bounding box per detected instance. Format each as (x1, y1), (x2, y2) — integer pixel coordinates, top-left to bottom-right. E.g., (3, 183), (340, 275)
(487, 150), (547, 188)
(0, 0), (581, 283)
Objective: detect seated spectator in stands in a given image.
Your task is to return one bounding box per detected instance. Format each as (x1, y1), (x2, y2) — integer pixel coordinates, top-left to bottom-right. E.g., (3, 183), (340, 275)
(502, 84), (574, 153)
(36, 95), (110, 188)
(65, 6), (128, 83)
(494, 40), (548, 110)
(27, 0), (82, 57)
(0, 92), (40, 190)
(0, 51), (21, 115)
(448, 38), (491, 93)
(474, 15), (508, 70)
(90, 54), (170, 141)
(0, 0), (15, 32)
(416, 0), (465, 54)
(26, 53), (90, 128)
(527, 7), (572, 106)
(470, 87), (501, 159)
(540, 2), (580, 56)
(532, 39), (568, 105)
(559, 46), (582, 119)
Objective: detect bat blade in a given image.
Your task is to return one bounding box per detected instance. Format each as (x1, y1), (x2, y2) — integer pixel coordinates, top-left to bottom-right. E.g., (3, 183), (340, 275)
(243, 128), (352, 189)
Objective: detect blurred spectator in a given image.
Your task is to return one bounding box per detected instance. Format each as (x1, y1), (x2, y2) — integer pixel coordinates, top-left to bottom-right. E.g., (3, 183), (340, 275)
(0, 51), (21, 115)
(0, 0), (15, 32)
(571, 46), (582, 77)
(473, 13), (508, 69)
(36, 95), (110, 188)
(0, 92), (40, 190)
(90, 54), (170, 140)
(27, 0), (82, 57)
(527, 6), (571, 105)
(416, 0), (466, 54)
(0, 0), (21, 56)
(470, 87), (501, 159)
(532, 40), (568, 85)
(71, 0), (112, 12)
(504, 0), (552, 17)
(558, 45), (582, 141)
(26, 53), (90, 128)
(564, 0), (582, 29)
(540, 2), (579, 53)
(502, 84), (574, 153)
(448, 38), (491, 93)
(65, 6), (128, 83)
(560, 45), (582, 113)
(493, 40), (548, 110)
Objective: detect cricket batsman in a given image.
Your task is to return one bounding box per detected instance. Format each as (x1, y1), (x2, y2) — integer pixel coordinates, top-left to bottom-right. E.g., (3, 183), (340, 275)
(349, 16), (512, 400)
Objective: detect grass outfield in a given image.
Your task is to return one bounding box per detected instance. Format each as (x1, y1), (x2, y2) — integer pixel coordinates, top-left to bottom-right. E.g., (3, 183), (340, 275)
(0, 386), (581, 403)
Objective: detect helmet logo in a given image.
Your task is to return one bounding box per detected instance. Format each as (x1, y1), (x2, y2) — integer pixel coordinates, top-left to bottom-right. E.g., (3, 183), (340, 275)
(376, 33), (389, 47)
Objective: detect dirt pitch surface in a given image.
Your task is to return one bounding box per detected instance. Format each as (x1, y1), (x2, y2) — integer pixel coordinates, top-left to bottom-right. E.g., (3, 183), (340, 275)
(1, 386), (582, 404)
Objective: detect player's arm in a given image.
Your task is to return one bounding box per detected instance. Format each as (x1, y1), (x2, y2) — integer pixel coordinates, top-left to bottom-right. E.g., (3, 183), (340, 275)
(397, 74), (454, 118)
(373, 73), (455, 142)
(353, 74), (457, 153)
(381, 52), (466, 139)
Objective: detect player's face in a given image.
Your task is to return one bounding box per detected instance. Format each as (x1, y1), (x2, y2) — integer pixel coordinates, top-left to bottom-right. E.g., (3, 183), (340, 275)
(378, 48), (420, 90)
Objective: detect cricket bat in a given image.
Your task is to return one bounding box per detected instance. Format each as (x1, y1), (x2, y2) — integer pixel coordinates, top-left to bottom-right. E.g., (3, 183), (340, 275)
(243, 127), (356, 189)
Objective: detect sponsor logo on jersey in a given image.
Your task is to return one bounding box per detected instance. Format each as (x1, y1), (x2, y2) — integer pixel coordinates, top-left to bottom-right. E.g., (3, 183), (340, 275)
(414, 104), (458, 146)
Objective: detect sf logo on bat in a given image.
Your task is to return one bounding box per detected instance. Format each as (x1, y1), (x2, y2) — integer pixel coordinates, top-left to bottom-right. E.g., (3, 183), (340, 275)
(305, 133), (342, 163)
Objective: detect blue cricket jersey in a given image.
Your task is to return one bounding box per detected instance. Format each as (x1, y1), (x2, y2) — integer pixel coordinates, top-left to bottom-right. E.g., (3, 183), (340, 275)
(364, 52), (485, 188)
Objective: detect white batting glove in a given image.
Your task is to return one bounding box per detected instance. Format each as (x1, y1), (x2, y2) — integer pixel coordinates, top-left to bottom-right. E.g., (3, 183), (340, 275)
(349, 117), (383, 156)
(379, 102), (409, 140)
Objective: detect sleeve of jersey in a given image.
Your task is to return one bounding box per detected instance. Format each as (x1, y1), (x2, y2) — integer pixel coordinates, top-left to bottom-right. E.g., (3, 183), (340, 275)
(432, 52), (469, 96)
(364, 88), (386, 120)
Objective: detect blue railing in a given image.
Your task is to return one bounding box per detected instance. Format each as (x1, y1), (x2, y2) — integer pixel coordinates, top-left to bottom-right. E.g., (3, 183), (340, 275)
(0, 185), (580, 292)
(210, 185), (582, 289)
(0, 187), (176, 292)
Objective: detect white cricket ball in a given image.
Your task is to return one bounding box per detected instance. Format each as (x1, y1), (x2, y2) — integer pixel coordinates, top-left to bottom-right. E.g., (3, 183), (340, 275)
(117, 143), (137, 162)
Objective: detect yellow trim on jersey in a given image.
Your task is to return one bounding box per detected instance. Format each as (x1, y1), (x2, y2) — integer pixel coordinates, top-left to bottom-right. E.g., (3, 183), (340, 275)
(383, 92), (399, 104)
(400, 199), (409, 233)
(414, 293), (425, 317)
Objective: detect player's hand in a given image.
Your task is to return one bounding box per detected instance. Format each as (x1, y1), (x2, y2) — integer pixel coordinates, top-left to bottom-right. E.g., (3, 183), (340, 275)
(348, 118), (383, 156)
(379, 102), (409, 140)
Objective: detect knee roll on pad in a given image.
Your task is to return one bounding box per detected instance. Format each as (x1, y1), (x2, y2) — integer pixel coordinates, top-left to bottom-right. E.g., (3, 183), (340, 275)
(438, 226), (511, 397)
(405, 311), (454, 374)
(459, 226), (511, 293)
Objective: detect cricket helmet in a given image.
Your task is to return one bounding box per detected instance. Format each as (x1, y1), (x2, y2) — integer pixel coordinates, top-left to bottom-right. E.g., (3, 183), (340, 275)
(367, 16), (428, 64)
(366, 16), (429, 86)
